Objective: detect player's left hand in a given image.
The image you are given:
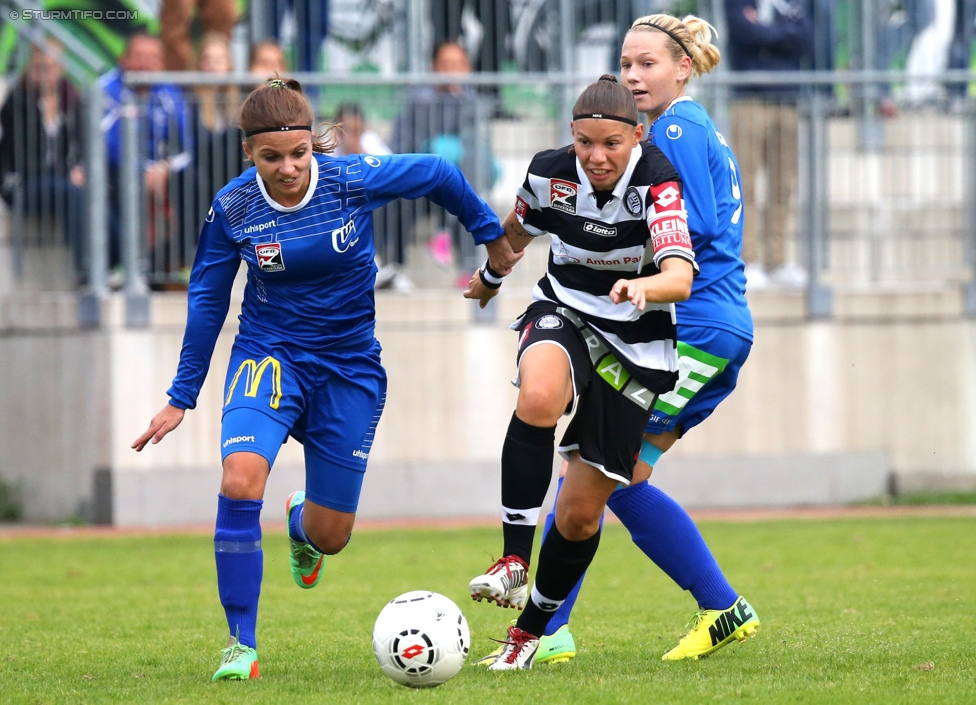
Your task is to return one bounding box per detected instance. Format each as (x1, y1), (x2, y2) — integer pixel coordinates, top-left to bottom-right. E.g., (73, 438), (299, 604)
(610, 278), (647, 311)
(462, 271), (499, 309)
(132, 402), (185, 452)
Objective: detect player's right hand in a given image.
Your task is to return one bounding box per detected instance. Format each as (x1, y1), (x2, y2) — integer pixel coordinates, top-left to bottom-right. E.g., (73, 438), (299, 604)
(462, 271), (500, 309)
(132, 403), (186, 452)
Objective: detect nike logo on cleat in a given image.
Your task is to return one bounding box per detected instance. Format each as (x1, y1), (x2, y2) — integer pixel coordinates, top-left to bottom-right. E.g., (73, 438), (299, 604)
(708, 598), (756, 646)
(301, 556), (324, 585)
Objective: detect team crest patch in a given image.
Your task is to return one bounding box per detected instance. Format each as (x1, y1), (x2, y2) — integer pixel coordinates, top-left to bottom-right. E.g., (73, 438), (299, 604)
(256, 242), (285, 272)
(624, 186), (643, 216)
(536, 315), (563, 330)
(549, 179), (578, 215)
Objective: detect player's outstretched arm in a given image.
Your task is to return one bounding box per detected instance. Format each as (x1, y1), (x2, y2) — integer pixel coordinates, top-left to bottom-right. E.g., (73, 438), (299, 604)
(610, 257), (694, 311)
(132, 403), (186, 452)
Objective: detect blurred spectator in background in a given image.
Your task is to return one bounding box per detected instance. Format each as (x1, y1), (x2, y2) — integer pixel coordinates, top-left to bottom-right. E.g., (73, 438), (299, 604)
(333, 102), (391, 156)
(249, 40), (289, 84)
(725, 0), (815, 288)
(263, 0), (330, 72)
(429, 0), (511, 73)
(185, 33), (245, 228)
(0, 39), (86, 283)
(100, 33), (191, 274)
(159, 0), (237, 71)
(332, 102), (410, 291)
(392, 41), (498, 277)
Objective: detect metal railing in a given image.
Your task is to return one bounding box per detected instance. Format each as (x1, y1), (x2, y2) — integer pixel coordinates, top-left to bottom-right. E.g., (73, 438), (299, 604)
(5, 68), (976, 324)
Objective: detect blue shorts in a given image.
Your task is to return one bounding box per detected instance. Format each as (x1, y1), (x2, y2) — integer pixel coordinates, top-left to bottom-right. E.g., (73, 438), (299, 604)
(644, 326), (751, 437)
(220, 338), (387, 513)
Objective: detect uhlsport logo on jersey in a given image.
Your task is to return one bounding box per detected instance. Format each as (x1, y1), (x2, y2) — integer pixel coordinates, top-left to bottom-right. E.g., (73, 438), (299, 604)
(549, 179), (577, 214)
(624, 186), (643, 217)
(245, 218), (276, 234)
(256, 242), (285, 272)
(666, 124), (683, 140)
(332, 218), (359, 253)
(584, 221), (616, 237)
(650, 182), (682, 212)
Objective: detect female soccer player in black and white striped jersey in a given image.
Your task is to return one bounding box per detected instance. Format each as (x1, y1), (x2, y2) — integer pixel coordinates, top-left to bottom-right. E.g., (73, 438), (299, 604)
(463, 74), (697, 670)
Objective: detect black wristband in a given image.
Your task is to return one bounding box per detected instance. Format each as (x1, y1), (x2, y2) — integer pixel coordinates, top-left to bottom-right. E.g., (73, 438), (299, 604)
(478, 259), (504, 289)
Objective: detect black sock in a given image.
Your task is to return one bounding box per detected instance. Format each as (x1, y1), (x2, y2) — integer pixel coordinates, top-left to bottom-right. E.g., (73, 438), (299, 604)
(500, 412), (556, 563)
(518, 523), (601, 638)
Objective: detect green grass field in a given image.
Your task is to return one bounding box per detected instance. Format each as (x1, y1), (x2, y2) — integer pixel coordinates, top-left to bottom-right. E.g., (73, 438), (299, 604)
(2, 516), (975, 704)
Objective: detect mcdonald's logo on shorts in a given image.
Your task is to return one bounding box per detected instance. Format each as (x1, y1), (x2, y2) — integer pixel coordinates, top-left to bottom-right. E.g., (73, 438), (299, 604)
(225, 356), (283, 409)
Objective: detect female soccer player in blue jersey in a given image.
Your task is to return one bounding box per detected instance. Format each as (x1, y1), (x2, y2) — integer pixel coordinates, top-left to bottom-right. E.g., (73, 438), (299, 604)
(131, 77), (513, 681)
(526, 15), (761, 666)
(464, 75), (699, 670)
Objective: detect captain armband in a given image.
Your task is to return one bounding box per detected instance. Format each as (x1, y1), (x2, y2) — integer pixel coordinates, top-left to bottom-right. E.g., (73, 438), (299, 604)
(478, 260), (506, 290)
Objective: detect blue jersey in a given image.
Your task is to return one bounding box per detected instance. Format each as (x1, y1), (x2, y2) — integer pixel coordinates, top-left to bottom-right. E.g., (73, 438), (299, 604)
(649, 98), (753, 342)
(167, 152), (503, 409)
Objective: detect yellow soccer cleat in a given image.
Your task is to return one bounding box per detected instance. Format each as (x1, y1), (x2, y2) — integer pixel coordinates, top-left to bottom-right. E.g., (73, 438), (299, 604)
(662, 596), (760, 661)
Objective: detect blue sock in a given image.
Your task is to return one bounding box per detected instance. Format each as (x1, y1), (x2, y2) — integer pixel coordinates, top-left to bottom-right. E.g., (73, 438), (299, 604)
(288, 497), (331, 554)
(214, 494), (263, 649)
(288, 500), (309, 543)
(607, 482), (738, 611)
(540, 476), (603, 636)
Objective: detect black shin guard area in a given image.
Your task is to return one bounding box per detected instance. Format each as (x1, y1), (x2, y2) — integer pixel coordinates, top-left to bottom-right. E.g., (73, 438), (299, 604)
(501, 412), (556, 562)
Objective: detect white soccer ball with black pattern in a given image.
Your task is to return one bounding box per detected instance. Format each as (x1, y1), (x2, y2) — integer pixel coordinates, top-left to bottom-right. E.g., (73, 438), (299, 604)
(372, 590), (470, 688)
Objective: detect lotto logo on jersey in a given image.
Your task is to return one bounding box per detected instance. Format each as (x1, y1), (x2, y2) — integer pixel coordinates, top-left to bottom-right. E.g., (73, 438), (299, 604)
(515, 195), (529, 219)
(549, 179), (578, 215)
(256, 243), (285, 272)
(650, 182), (682, 212)
(650, 215), (692, 253)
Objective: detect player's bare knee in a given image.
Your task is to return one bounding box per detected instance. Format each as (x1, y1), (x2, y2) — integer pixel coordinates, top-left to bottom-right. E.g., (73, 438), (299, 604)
(515, 387), (564, 426)
(556, 505), (602, 541)
(305, 525), (351, 555)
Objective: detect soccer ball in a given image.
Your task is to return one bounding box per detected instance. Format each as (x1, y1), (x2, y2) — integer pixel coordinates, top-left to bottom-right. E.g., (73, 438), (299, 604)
(372, 590), (470, 688)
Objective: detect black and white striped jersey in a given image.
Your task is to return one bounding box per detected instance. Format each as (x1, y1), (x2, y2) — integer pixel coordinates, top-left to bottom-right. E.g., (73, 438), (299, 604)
(514, 142), (697, 390)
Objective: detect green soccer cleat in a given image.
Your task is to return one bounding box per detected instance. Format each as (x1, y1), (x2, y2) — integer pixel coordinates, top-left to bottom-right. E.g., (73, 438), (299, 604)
(286, 491), (325, 589)
(536, 625), (577, 664)
(662, 596), (760, 661)
(212, 640), (259, 681)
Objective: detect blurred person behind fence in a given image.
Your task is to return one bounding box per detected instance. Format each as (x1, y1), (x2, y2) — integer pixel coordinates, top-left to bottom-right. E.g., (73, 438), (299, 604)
(391, 40), (498, 276)
(0, 38), (86, 284)
(159, 0), (237, 71)
(248, 40), (289, 86)
(99, 33), (192, 275)
(724, 0), (815, 288)
(332, 102), (410, 292)
(186, 33), (245, 225)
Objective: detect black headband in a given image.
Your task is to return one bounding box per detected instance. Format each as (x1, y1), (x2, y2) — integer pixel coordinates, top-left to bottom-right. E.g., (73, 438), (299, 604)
(244, 125), (312, 137)
(573, 113), (638, 126)
(635, 21), (693, 59)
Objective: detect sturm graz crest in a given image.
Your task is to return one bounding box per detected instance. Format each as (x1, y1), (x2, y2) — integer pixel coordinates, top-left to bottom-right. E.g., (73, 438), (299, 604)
(624, 186), (642, 216)
(536, 315), (563, 330)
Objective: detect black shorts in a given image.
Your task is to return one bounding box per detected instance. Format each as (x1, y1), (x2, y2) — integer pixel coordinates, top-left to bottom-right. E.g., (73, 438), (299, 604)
(514, 301), (658, 485)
